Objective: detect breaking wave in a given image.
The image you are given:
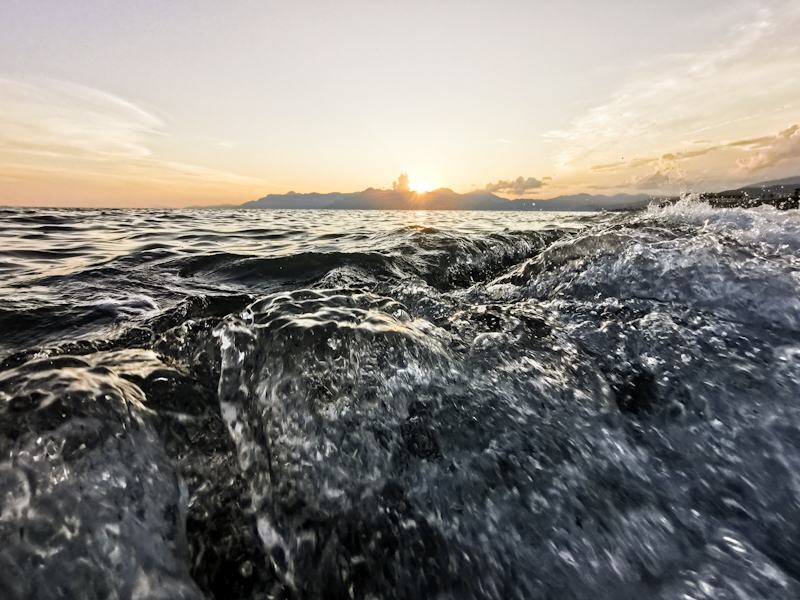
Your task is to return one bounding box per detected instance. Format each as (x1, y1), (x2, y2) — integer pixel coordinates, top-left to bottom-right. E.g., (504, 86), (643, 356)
(2, 203), (800, 599)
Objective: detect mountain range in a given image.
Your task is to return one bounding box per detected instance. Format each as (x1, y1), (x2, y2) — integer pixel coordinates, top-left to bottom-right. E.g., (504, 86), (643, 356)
(199, 176), (800, 211)
(235, 188), (657, 211)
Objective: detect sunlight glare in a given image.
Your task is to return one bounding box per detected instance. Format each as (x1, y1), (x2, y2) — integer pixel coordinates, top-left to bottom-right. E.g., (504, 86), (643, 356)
(408, 180), (431, 193)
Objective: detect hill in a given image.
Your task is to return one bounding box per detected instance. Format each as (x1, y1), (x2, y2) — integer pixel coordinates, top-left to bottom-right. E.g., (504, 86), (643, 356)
(232, 188), (657, 211)
(700, 176), (800, 209)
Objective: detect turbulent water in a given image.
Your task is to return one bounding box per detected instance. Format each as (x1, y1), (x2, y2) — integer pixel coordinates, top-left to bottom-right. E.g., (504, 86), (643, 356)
(2, 202), (800, 599)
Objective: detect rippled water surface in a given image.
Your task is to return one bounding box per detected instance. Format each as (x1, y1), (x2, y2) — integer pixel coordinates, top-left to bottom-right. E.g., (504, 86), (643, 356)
(2, 203), (800, 599)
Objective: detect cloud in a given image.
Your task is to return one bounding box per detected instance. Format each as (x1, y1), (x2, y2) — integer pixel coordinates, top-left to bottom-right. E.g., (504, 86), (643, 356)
(545, 2), (800, 175)
(633, 172), (674, 190)
(0, 77), (164, 160)
(0, 77), (263, 194)
(586, 123), (800, 187)
(624, 153), (683, 190)
(590, 156), (661, 173)
(734, 125), (800, 172)
(484, 176), (543, 195)
(393, 172), (410, 191)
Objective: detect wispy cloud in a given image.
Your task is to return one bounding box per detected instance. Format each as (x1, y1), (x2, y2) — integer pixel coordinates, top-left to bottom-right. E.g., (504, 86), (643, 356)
(0, 77), (164, 160)
(546, 1), (800, 185)
(586, 123), (800, 190)
(0, 77), (262, 197)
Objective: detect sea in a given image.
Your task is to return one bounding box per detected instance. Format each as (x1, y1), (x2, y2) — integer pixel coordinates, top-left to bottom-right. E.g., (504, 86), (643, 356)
(2, 199), (800, 599)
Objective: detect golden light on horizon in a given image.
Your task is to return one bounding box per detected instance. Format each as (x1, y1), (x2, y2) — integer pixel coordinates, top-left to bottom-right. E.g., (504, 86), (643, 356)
(1, 2), (799, 208)
(408, 180), (431, 193)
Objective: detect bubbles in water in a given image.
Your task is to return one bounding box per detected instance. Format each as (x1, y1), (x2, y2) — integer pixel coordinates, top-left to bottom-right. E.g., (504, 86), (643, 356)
(2, 206), (800, 598)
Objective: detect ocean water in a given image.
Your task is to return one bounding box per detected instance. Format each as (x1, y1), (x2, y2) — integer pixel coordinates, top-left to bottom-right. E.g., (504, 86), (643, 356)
(2, 201), (800, 599)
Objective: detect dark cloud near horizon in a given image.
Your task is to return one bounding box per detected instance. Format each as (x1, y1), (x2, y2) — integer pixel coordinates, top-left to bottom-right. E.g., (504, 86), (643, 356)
(484, 176), (544, 195)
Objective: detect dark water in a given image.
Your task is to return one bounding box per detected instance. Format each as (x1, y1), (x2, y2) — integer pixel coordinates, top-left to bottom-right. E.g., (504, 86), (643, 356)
(2, 202), (800, 599)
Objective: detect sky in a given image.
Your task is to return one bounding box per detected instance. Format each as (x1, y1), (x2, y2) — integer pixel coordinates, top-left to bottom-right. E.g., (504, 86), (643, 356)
(1, 0), (799, 207)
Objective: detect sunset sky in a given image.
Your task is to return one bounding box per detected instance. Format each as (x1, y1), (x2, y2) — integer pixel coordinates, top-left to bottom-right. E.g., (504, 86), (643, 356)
(1, 0), (799, 207)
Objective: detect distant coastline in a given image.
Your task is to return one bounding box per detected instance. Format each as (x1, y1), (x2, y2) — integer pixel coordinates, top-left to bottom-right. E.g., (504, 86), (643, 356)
(200, 188), (659, 212)
(698, 176), (800, 210)
(196, 175), (800, 212)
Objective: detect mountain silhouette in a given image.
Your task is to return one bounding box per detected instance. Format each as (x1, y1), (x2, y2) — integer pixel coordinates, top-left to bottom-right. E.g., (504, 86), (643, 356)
(237, 188), (656, 211)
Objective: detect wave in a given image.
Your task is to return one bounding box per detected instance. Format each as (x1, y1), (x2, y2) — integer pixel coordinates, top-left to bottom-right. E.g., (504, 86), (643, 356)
(1, 204), (800, 598)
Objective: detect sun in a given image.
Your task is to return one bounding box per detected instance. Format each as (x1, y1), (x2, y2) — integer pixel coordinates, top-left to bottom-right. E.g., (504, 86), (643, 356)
(408, 180), (431, 193)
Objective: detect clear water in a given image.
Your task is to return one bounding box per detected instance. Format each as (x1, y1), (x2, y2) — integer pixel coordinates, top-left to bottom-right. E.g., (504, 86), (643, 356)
(2, 202), (800, 599)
